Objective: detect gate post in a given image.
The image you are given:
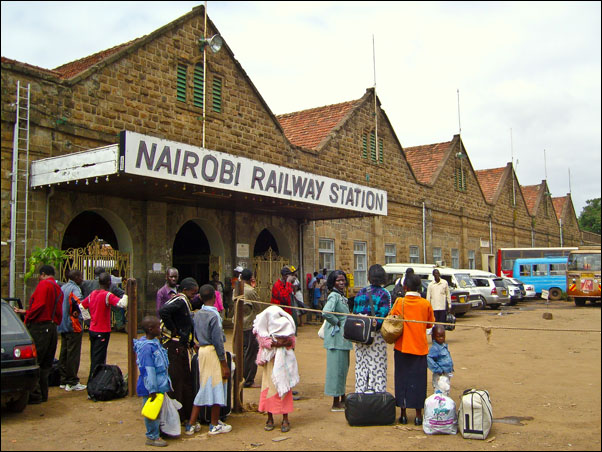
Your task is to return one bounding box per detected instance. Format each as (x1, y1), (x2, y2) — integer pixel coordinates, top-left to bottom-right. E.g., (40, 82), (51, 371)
(232, 279), (245, 412)
(126, 278), (138, 397)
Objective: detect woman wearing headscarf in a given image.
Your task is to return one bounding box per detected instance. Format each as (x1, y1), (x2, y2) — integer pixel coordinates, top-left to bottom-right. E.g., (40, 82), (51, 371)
(352, 264), (392, 394)
(253, 305), (299, 433)
(321, 270), (352, 411)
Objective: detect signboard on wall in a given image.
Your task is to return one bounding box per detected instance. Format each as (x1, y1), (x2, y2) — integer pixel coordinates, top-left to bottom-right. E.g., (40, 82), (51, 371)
(120, 131), (387, 216)
(237, 243), (250, 258)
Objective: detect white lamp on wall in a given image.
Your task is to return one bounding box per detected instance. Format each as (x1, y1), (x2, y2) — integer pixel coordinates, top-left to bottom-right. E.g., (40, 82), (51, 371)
(199, 34), (223, 53)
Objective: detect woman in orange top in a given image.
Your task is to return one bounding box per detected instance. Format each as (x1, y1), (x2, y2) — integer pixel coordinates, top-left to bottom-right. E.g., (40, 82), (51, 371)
(389, 273), (434, 426)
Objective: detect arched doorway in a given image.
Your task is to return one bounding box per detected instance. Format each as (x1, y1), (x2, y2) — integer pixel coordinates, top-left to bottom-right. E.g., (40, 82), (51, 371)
(254, 228), (279, 256)
(62, 211), (119, 250)
(173, 221), (211, 286)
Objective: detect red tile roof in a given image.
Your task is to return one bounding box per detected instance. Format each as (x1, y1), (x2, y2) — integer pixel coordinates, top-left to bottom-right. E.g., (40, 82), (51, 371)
(521, 184), (543, 215)
(276, 100), (360, 150)
(52, 38), (142, 79)
(552, 196), (568, 220)
(1, 56), (61, 77)
(475, 167), (507, 203)
(404, 141), (452, 185)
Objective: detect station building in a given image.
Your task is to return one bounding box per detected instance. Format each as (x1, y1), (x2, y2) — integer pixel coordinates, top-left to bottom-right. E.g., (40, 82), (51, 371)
(1, 5), (595, 318)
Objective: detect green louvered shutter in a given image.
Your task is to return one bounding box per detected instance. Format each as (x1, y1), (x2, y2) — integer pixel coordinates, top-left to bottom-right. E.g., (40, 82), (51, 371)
(176, 64), (187, 102)
(212, 76), (222, 113)
(362, 134), (368, 158)
(193, 64), (204, 108)
(378, 138), (384, 164)
(370, 132), (377, 162)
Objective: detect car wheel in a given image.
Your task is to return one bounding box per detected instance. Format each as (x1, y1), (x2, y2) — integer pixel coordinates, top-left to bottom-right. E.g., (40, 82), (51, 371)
(455, 312), (465, 317)
(549, 288), (562, 301)
(574, 298), (586, 307)
(6, 391), (29, 413)
(490, 304), (500, 310)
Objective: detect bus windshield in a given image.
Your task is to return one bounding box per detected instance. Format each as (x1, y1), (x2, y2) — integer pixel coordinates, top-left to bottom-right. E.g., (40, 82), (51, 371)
(568, 253), (601, 271)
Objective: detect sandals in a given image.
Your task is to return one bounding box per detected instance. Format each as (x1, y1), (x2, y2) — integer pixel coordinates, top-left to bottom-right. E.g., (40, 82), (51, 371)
(281, 421), (291, 433)
(264, 422), (274, 431)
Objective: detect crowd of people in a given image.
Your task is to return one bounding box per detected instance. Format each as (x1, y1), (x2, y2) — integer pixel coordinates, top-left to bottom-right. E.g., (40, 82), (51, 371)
(14, 261), (454, 447)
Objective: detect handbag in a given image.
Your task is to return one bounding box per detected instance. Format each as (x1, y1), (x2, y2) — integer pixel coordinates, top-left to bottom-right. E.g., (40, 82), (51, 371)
(344, 391), (396, 426)
(381, 298), (405, 344)
(343, 290), (377, 345)
(444, 312), (456, 331)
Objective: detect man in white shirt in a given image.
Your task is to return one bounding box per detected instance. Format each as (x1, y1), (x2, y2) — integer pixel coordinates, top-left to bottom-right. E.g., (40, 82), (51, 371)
(426, 269), (451, 326)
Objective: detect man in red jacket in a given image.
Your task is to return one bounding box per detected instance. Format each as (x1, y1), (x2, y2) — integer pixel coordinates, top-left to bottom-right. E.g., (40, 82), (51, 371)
(14, 265), (63, 404)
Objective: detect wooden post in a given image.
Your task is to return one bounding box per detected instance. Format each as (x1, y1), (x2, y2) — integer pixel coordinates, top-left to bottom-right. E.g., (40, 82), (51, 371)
(232, 279), (245, 412)
(126, 278), (138, 397)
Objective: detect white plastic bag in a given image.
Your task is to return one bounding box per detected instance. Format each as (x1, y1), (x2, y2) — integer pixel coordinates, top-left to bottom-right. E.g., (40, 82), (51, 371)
(159, 394), (182, 437)
(317, 320), (326, 339)
(433, 374), (451, 396)
(423, 393), (457, 435)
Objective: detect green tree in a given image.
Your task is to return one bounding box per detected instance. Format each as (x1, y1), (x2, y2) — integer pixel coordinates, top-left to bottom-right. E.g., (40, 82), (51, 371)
(24, 246), (67, 282)
(578, 198), (601, 235)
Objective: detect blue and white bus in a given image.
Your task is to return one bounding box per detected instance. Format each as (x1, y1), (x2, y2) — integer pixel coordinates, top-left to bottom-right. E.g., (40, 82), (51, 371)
(513, 257), (568, 300)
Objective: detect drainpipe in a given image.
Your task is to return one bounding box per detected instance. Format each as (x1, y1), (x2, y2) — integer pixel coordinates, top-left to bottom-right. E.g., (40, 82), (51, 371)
(422, 202), (427, 264)
(298, 220), (304, 298)
(45, 186), (55, 247)
(559, 218), (563, 247)
(489, 217), (493, 255)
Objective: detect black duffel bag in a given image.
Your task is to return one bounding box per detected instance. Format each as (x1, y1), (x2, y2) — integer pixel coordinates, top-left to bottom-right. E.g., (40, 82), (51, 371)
(344, 391), (396, 426)
(343, 291), (377, 345)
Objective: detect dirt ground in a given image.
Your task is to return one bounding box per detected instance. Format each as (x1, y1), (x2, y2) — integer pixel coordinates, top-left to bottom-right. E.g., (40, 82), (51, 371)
(2, 299), (600, 451)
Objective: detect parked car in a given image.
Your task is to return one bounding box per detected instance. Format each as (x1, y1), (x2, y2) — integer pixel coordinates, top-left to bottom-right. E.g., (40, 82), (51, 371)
(471, 275), (510, 309)
(522, 282), (537, 299)
(1, 299), (40, 412)
(426, 268), (482, 312)
(501, 278), (526, 305)
(422, 278), (474, 317)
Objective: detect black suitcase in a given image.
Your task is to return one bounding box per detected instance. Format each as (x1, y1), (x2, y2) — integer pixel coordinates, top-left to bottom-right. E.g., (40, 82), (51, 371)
(344, 391), (396, 426)
(191, 351), (232, 423)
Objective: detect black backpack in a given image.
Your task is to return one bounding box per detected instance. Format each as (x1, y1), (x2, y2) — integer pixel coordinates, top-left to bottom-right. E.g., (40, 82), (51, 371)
(87, 364), (128, 401)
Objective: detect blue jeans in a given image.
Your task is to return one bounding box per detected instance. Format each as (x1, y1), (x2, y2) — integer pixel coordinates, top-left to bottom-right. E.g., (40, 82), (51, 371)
(142, 396), (161, 440)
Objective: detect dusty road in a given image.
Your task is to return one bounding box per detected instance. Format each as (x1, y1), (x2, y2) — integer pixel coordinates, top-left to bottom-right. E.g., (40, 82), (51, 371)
(1, 299), (600, 451)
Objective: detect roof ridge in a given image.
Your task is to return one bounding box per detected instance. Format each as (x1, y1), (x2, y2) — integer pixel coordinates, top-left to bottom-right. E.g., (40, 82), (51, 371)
(276, 98), (360, 118)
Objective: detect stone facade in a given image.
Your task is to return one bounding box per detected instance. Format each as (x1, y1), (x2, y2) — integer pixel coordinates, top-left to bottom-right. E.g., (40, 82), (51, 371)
(1, 6), (596, 313)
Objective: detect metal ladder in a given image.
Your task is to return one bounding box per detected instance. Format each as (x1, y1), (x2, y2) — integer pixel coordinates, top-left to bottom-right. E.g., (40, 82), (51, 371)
(9, 80), (31, 299)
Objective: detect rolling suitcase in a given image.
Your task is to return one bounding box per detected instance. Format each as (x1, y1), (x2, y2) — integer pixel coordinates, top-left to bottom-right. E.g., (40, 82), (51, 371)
(191, 350), (232, 423)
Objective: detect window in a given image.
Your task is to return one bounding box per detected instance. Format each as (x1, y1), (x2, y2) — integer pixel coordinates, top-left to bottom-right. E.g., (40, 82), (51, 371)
(354, 241), (367, 287)
(212, 76), (222, 112)
(318, 239), (335, 272)
(454, 167), (467, 191)
(451, 249), (460, 268)
(193, 63), (204, 108)
(176, 64), (187, 102)
(433, 247), (442, 264)
(410, 246), (420, 264)
(468, 250), (476, 269)
(385, 244), (396, 264)
(533, 264), (547, 276)
(550, 263), (567, 276)
(519, 264), (531, 277)
(362, 131), (383, 164)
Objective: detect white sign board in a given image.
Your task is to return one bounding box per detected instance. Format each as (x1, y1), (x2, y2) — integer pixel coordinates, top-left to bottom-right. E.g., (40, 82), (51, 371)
(541, 289), (549, 300)
(121, 131), (387, 216)
(237, 243), (249, 258)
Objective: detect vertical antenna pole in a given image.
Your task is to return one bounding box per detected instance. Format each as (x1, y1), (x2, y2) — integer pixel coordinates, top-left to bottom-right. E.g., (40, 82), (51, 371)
(544, 149), (548, 180)
(373, 35), (378, 160)
(511, 128), (516, 206)
(457, 89), (461, 136)
(202, 1), (208, 149)
(568, 168), (572, 195)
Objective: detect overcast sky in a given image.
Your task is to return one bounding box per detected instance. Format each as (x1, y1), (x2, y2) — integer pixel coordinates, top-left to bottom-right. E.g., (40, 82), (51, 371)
(2, 1), (600, 216)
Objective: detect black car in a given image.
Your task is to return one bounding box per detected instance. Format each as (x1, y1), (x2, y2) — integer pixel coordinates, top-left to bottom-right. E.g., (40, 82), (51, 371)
(1, 300), (40, 412)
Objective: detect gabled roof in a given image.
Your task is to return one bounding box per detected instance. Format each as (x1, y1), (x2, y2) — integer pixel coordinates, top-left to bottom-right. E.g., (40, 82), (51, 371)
(475, 166), (507, 203)
(404, 140), (453, 185)
(552, 195), (569, 221)
(276, 100), (360, 150)
(521, 182), (545, 216)
(53, 39), (143, 79)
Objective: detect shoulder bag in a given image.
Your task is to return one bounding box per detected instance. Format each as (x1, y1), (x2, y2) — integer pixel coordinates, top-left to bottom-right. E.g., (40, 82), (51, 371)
(381, 297), (404, 344)
(343, 290), (377, 345)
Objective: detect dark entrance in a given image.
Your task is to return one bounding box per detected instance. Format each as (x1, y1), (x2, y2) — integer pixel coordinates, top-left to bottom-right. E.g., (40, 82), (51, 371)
(62, 211), (119, 250)
(253, 228), (279, 257)
(173, 221), (211, 286)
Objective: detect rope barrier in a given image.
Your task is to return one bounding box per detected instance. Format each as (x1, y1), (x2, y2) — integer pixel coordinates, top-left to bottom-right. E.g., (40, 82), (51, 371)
(231, 295), (602, 334)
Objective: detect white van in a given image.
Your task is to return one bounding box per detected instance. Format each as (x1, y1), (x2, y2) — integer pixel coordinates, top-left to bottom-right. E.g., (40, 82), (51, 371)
(426, 267), (483, 310)
(457, 269), (510, 309)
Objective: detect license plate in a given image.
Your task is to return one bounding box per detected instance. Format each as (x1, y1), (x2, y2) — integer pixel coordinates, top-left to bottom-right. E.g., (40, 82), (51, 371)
(582, 273), (594, 278)
(471, 301), (480, 307)
(459, 295), (466, 303)
(501, 289), (507, 296)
